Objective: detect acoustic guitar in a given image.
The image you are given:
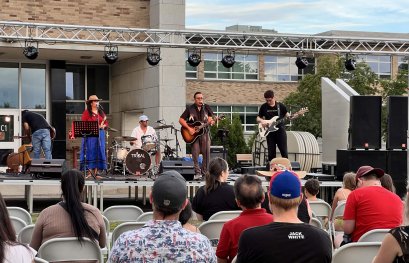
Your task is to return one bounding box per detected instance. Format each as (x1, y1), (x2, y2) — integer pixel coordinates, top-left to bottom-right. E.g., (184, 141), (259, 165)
(258, 108), (308, 138)
(181, 114), (225, 144)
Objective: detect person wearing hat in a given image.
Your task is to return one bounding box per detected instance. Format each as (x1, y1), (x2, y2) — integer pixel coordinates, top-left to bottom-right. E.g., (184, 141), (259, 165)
(109, 171), (216, 262)
(80, 95), (108, 178)
(342, 165), (403, 244)
(130, 114), (160, 166)
(236, 170), (332, 263)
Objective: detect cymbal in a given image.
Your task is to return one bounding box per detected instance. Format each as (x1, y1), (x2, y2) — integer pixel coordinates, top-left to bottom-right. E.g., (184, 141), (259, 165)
(114, 136), (137, 142)
(108, 127), (118, 132)
(160, 138), (174, 142)
(154, 125), (174, 130)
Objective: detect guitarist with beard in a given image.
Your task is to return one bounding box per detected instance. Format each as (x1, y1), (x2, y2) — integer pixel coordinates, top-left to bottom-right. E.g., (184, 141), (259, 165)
(257, 90), (289, 163)
(22, 110), (53, 159)
(179, 92), (215, 180)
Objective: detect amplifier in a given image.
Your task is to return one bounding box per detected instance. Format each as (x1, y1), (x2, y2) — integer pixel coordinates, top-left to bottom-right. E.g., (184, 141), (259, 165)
(159, 160), (195, 181)
(30, 159), (66, 179)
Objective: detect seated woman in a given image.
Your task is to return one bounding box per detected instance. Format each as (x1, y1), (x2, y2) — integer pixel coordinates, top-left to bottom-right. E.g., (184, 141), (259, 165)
(373, 186), (409, 263)
(30, 169), (106, 251)
(192, 157), (239, 221)
(0, 193), (36, 263)
(331, 172), (356, 220)
(179, 201), (200, 233)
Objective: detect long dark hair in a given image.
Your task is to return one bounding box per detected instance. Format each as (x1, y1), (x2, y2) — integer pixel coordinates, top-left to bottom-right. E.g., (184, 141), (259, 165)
(86, 100), (105, 118)
(205, 157), (228, 194)
(0, 193), (18, 262)
(61, 169), (98, 242)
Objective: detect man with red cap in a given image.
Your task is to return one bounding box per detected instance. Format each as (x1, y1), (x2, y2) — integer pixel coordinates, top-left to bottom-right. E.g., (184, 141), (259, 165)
(343, 165), (403, 244)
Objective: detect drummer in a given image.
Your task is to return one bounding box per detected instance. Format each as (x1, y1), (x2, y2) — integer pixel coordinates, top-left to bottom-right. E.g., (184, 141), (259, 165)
(130, 115), (160, 166)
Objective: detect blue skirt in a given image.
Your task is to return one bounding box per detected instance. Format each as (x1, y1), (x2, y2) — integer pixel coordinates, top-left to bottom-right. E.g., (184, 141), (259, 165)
(80, 129), (107, 170)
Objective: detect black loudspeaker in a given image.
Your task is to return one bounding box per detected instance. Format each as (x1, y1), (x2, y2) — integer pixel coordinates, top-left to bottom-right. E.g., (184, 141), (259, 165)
(349, 96), (382, 150)
(336, 150), (387, 181)
(210, 146), (225, 159)
(30, 159), (67, 179)
(387, 150), (407, 198)
(159, 160), (195, 181)
(387, 96), (408, 150)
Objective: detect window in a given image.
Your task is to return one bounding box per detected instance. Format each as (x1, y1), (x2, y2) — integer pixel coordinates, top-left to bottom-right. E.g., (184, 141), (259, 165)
(0, 63), (18, 108)
(357, 55), (391, 79)
(204, 53), (258, 80)
(211, 105), (259, 133)
(21, 64), (46, 109)
(264, 56), (315, 82)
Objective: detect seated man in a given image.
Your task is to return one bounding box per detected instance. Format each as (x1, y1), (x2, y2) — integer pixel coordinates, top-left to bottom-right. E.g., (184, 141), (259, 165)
(343, 165), (403, 243)
(237, 170), (332, 263)
(109, 170), (216, 262)
(216, 174), (274, 262)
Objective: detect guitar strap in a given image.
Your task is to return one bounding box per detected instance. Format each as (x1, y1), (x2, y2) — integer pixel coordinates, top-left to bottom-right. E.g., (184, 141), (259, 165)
(277, 102), (281, 118)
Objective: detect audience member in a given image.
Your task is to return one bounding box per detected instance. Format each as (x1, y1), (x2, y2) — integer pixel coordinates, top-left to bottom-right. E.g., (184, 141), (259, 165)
(109, 170), (216, 262)
(30, 169), (106, 250)
(0, 193), (36, 263)
(380, 173), (396, 193)
(304, 178), (321, 201)
(236, 170), (332, 263)
(331, 172), (356, 220)
(179, 201), (200, 233)
(373, 186), (409, 263)
(216, 174), (274, 263)
(343, 166), (403, 244)
(192, 157), (239, 221)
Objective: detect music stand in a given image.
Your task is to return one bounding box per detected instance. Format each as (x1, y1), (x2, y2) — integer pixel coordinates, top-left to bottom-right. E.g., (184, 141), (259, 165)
(217, 128), (229, 160)
(73, 121), (99, 179)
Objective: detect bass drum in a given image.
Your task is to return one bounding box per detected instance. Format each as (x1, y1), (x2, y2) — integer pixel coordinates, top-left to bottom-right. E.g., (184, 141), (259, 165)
(125, 149), (151, 175)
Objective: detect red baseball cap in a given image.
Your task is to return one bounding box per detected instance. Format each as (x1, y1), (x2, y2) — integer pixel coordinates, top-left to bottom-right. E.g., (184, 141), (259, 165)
(355, 166), (384, 180)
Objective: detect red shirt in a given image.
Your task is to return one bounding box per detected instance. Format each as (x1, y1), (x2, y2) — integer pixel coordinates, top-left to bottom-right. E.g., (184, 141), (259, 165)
(216, 208), (274, 262)
(81, 109), (108, 127)
(343, 186), (403, 242)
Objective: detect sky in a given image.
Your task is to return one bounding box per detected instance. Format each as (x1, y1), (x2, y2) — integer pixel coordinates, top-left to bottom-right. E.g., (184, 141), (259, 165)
(186, 0), (409, 34)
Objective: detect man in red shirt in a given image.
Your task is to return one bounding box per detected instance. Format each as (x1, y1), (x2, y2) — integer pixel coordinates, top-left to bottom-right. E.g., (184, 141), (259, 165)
(343, 166), (403, 243)
(216, 175), (273, 262)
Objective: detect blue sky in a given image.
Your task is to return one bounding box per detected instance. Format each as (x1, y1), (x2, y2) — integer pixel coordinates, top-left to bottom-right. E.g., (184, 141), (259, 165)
(186, 0), (409, 34)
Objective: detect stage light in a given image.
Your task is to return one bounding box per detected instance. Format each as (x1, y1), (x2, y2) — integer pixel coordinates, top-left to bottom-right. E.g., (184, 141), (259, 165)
(187, 48), (201, 67)
(147, 47), (161, 66)
(103, 44), (118, 64)
(23, 40), (39, 60)
(345, 54), (356, 71)
(221, 50), (235, 68)
(295, 53), (308, 69)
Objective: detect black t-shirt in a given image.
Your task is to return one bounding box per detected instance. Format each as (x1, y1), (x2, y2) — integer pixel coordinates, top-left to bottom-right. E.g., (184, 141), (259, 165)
(258, 102), (288, 128)
(237, 222), (332, 263)
(192, 182), (239, 221)
(22, 111), (49, 133)
(180, 104), (214, 123)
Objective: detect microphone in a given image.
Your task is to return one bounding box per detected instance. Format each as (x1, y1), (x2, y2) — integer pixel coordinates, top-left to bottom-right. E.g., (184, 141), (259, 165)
(156, 119), (164, 123)
(98, 104), (104, 111)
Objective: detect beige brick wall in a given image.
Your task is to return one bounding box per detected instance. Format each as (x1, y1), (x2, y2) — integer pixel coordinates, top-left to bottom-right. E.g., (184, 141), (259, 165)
(0, 0), (150, 28)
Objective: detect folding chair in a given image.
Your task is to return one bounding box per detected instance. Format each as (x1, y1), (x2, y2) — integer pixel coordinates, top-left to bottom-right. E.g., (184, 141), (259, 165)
(198, 220), (227, 247)
(310, 218), (323, 229)
(7, 206), (32, 225)
(10, 216), (27, 235)
(136, 212), (154, 222)
(101, 215), (110, 255)
(308, 201), (331, 230)
(102, 205), (144, 222)
(34, 257), (49, 263)
(208, 210), (242, 221)
(111, 222), (146, 247)
(37, 237), (103, 263)
(358, 229), (390, 242)
(332, 242), (381, 263)
(17, 224), (35, 244)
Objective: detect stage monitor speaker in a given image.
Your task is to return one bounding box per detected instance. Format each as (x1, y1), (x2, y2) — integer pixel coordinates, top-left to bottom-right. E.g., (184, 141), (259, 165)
(336, 150), (387, 181)
(349, 96), (382, 150)
(30, 159), (67, 179)
(387, 150), (407, 198)
(159, 160), (195, 181)
(387, 96), (408, 150)
(210, 146), (225, 160)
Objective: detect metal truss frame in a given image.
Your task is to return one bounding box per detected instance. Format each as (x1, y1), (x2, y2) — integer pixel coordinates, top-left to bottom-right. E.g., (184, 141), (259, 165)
(1, 21), (409, 55)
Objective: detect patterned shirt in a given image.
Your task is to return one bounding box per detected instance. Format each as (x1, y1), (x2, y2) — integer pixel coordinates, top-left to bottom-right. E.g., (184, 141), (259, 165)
(109, 220), (216, 263)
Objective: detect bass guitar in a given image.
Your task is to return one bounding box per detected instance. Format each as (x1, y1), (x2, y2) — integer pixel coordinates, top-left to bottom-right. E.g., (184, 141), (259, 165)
(181, 114), (225, 144)
(258, 108), (308, 138)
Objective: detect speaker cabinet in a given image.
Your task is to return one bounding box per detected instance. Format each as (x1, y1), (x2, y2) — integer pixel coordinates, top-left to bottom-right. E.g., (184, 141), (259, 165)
(30, 159), (67, 179)
(336, 150), (387, 181)
(387, 96), (408, 150)
(159, 160), (195, 181)
(210, 146), (226, 160)
(349, 96), (382, 150)
(387, 150), (407, 198)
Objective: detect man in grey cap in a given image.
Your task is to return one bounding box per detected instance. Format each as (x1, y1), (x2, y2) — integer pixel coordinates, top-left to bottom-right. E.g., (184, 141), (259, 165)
(109, 170), (216, 262)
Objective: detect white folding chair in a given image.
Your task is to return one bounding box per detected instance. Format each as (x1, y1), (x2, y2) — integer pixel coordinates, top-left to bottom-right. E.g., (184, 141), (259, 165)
(330, 202), (346, 241)
(208, 210), (242, 221)
(308, 201), (331, 230)
(111, 222), (146, 246)
(332, 242), (381, 263)
(310, 217), (323, 229)
(358, 229), (390, 242)
(37, 237), (103, 263)
(102, 205), (144, 222)
(34, 257), (49, 263)
(136, 212), (154, 222)
(198, 220), (227, 246)
(10, 216), (27, 235)
(101, 215), (110, 255)
(17, 224), (35, 244)
(7, 206), (32, 225)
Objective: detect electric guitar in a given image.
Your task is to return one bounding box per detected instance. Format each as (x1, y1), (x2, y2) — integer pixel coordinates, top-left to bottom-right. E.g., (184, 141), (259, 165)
(14, 126), (56, 141)
(258, 108), (308, 138)
(181, 114), (225, 144)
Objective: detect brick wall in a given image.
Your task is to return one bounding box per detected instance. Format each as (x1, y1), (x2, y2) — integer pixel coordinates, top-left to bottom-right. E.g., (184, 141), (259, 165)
(0, 0), (150, 28)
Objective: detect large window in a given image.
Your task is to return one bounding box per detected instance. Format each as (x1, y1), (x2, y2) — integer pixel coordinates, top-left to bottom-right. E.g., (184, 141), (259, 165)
(66, 64), (110, 114)
(264, 56), (315, 82)
(211, 105), (259, 133)
(357, 55), (391, 79)
(0, 63), (18, 108)
(204, 53), (258, 80)
(21, 64), (46, 109)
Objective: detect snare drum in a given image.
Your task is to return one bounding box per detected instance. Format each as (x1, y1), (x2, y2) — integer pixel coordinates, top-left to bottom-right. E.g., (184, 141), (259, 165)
(141, 135), (158, 154)
(125, 149), (151, 175)
(116, 148), (129, 160)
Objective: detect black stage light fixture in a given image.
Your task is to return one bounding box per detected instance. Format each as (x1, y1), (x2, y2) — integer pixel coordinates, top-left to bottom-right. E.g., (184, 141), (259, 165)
(221, 50), (235, 68)
(187, 48), (201, 67)
(103, 44), (119, 64)
(345, 54), (356, 71)
(147, 47), (161, 66)
(23, 40), (39, 60)
(295, 52), (308, 69)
